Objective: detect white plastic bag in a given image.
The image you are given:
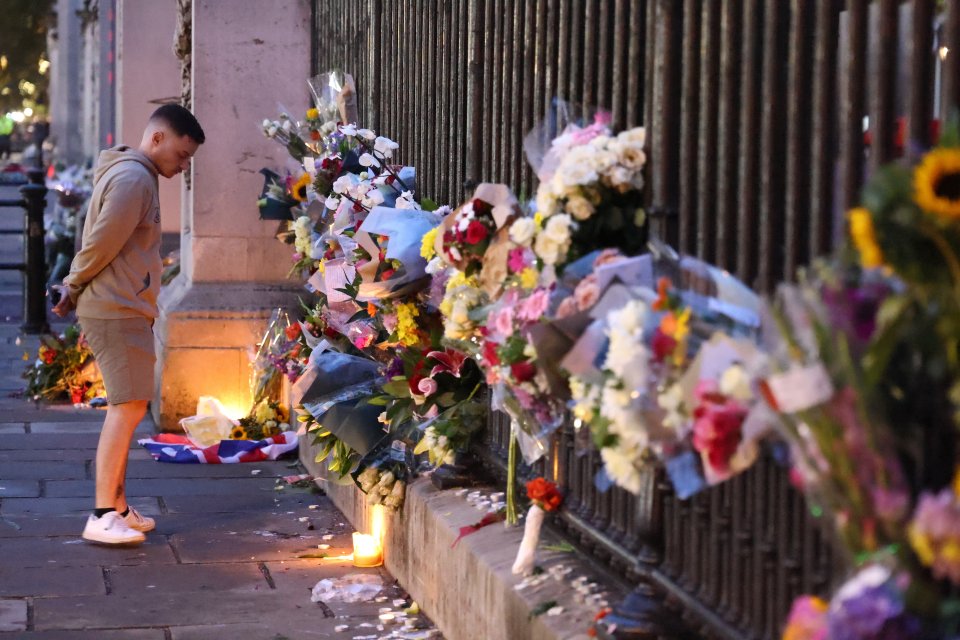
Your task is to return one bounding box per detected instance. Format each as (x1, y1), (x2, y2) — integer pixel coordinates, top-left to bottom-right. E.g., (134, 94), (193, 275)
(178, 396), (238, 447)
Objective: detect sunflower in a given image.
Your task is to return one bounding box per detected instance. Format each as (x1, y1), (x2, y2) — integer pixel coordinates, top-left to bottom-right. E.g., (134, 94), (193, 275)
(290, 173), (312, 203)
(914, 148), (960, 220)
(847, 207), (884, 269)
(230, 425), (248, 440)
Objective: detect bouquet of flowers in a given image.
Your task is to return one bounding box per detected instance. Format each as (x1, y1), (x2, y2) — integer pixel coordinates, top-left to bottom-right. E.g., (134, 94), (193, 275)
(232, 399), (290, 441)
(517, 108), (649, 276)
(23, 324), (105, 404)
(775, 129), (960, 639)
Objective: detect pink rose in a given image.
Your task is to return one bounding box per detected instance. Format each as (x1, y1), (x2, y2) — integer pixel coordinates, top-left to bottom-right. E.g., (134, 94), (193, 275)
(517, 288), (550, 322)
(417, 377), (439, 396)
(574, 276), (600, 310)
(489, 306), (515, 339)
(556, 296), (578, 319)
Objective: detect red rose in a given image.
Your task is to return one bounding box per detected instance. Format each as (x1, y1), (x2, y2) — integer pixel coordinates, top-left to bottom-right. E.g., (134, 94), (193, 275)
(526, 477), (562, 511)
(650, 328), (676, 363)
(284, 324), (300, 341)
(380, 268), (396, 280)
(482, 341), (500, 367)
(465, 220), (489, 245)
(510, 360), (536, 383)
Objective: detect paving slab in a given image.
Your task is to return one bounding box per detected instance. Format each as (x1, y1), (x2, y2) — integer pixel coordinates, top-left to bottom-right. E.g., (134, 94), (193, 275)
(32, 590), (385, 630)
(0, 535), (177, 569)
(0, 516), (92, 538)
(265, 559), (381, 596)
(0, 630), (165, 640)
(0, 462), (87, 481)
(108, 562), (269, 594)
(0, 450), (94, 462)
(0, 481), (40, 498)
(121, 459), (293, 479)
(45, 477), (282, 498)
(0, 566), (104, 597)
(168, 621), (369, 640)
(160, 492), (314, 514)
(0, 497), (160, 517)
(0, 600), (26, 632)
(0, 434), (101, 451)
(0, 425), (25, 434)
(170, 528), (328, 564)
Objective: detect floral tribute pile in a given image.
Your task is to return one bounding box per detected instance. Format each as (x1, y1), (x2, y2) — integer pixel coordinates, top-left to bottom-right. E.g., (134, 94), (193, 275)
(22, 324), (105, 404)
(255, 69), (960, 637)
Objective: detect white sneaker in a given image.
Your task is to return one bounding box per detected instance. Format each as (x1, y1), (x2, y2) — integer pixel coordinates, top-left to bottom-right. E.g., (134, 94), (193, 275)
(123, 506), (155, 533)
(81, 511), (146, 545)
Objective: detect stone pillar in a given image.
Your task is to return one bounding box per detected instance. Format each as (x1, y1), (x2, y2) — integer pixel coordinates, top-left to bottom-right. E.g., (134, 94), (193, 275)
(115, 0), (181, 234)
(50, 0), (84, 165)
(153, 0), (311, 430)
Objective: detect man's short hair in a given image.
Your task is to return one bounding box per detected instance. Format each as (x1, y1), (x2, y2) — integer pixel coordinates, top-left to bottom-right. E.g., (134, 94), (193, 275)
(150, 104), (205, 144)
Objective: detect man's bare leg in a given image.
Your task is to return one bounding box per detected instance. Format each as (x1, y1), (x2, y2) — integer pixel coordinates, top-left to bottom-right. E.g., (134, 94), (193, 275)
(95, 400), (148, 513)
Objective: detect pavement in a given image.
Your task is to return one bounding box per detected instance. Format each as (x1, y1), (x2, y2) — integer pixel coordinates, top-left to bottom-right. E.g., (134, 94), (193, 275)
(0, 182), (439, 639)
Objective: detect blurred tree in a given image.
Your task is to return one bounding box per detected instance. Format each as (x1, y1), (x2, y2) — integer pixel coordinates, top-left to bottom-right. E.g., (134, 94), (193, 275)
(0, 0), (55, 113)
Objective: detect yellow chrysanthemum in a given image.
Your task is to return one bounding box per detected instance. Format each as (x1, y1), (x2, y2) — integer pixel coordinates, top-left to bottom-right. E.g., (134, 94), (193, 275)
(291, 173), (312, 203)
(306, 107), (319, 120)
(396, 302), (421, 347)
(230, 425), (248, 440)
(914, 148), (960, 220)
(519, 267), (539, 290)
(420, 226), (439, 261)
(847, 208), (884, 269)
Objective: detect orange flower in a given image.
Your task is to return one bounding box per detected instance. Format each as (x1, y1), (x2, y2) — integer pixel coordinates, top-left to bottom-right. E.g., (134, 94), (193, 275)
(367, 301), (377, 317)
(526, 477), (562, 511)
(652, 277), (671, 311)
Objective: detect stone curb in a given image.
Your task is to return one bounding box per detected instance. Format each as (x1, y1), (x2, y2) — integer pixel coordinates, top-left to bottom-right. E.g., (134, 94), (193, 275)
(299, 437), (623, 640)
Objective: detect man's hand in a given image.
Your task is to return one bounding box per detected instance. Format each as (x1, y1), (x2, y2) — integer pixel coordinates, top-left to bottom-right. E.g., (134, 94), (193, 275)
(51, 285), (75, 318)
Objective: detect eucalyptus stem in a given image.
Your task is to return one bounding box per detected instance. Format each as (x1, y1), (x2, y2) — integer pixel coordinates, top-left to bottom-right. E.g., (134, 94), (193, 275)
(506, 428), (519, 526)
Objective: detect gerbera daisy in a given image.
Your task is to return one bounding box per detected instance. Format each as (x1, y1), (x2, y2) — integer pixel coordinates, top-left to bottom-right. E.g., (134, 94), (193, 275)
(914, 148), (960, 220)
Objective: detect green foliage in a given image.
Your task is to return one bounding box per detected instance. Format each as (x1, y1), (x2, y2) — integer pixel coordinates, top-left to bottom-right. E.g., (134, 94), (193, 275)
(0, 0), (55, 112)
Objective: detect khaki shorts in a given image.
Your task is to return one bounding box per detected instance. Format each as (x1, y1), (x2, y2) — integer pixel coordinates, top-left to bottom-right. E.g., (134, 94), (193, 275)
(78, 316), (155, 405)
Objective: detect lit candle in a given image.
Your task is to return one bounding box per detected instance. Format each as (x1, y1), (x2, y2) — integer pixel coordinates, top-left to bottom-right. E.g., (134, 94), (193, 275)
(352, 532), (382, 567)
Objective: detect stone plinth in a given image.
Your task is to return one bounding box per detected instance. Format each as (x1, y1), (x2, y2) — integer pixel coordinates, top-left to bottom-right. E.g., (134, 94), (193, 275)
(154, 0), (311, 430)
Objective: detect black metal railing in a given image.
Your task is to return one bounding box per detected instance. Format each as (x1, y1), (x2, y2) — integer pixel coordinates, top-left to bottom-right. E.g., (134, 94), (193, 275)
(0, 168), (49, 334)
(310, 1), (960, 638)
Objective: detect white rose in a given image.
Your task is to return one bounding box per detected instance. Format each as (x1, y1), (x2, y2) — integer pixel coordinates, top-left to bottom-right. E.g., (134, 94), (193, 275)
(509, 217), (536, 247)
(618, 145), (646, 170)
(542, 214), (573, 245)
(535, 188), (559, 218)
(565, 196), (595, 221)
(533, 233), (563, 265)
(617, 126), (646, 147)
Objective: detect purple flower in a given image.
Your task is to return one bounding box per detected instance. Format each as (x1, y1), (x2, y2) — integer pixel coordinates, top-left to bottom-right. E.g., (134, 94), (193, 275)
(385, 356), (404, 379)
(827, 566), (922, 640)
(821, 279), (892, 348)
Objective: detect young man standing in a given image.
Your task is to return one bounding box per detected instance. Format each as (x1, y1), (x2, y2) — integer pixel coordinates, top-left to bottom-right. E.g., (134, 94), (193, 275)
(53, 104), (204, 545)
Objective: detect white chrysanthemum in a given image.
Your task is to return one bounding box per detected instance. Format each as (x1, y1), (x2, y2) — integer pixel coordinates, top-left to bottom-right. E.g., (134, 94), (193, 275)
(600, 445), (643, 495)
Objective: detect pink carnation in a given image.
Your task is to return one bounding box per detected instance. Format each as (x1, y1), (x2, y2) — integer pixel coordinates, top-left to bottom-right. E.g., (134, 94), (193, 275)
(517, 288), (550, 323)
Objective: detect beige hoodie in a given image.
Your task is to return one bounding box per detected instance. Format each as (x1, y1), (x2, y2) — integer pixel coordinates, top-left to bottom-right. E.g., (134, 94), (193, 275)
(64, 146), (162, 319)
